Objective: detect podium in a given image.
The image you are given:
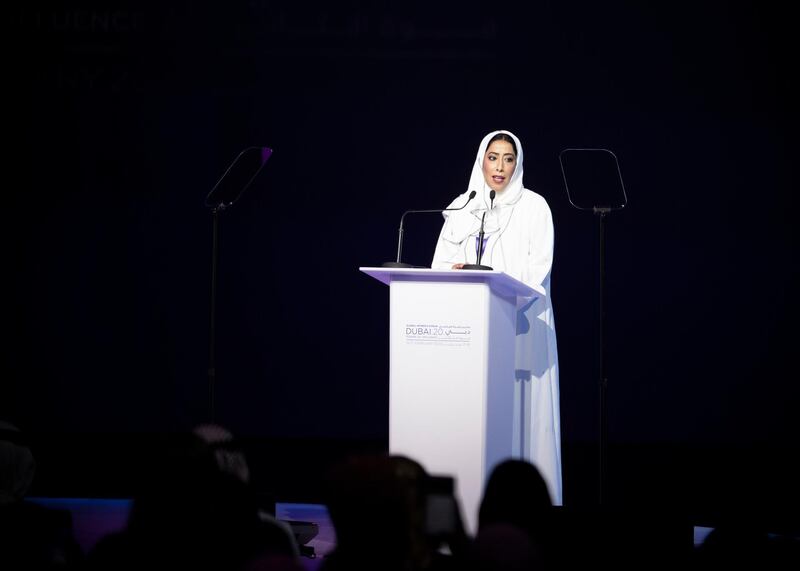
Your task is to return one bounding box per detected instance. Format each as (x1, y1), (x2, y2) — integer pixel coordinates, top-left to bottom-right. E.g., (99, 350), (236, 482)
(360, 267), (536, 534)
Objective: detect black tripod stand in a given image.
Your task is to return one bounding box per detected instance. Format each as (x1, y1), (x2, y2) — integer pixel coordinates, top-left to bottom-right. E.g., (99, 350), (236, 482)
(205, 146), (272, 422)
(559, 148), (627, 505)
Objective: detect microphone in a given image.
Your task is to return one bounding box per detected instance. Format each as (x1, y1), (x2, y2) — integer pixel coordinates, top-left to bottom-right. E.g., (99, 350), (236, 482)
(383, 191), (477, 268)
(463, 190), (495, 271)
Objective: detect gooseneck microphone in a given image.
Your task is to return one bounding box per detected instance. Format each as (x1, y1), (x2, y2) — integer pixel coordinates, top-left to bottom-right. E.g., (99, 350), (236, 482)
(383, 190), (477, 268)
(463, 190), (495, 271)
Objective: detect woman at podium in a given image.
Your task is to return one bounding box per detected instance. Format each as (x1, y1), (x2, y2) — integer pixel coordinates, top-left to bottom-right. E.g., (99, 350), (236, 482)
(431, 130), (562, 505)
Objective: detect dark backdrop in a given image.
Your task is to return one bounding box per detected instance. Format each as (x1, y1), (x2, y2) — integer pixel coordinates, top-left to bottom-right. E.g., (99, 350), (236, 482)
(6, 1), (799, 521)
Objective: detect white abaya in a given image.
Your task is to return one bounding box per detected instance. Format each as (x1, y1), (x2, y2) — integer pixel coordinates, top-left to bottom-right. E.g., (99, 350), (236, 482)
(431, 130), (562, 505)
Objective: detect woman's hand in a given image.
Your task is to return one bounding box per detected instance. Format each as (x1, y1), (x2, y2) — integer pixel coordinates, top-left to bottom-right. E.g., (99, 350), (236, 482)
(452, 263), (465, 270)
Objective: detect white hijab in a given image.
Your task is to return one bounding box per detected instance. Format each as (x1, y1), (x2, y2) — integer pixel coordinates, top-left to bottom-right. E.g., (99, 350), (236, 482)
(468, 129), (525, 209)
(442, 130), (526, 243)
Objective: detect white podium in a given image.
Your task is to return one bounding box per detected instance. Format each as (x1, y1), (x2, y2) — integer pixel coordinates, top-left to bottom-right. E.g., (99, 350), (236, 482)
(360, 267), (536, 534)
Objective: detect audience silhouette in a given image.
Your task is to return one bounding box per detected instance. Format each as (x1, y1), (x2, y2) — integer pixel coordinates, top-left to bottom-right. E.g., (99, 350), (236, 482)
(320, 453), (467, 571)
(0, 420), (83, 569)
(470, 459), (553, 570)
(86, 423), (301, 570)
(5, 421), (797, 570)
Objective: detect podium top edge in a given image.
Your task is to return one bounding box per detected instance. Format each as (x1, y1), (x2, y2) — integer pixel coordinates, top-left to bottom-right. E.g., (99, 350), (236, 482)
(358, 267), (536, 298)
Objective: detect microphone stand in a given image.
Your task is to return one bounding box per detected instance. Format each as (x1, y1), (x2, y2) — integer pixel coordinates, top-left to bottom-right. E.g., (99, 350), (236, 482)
(463, 190), (495, 270)
(382, 208), (427, 268)
(383, 191), (476, 268)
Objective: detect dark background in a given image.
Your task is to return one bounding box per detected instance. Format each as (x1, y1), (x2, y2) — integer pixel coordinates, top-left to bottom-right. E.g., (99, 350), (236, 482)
(6, 1), (799, 525)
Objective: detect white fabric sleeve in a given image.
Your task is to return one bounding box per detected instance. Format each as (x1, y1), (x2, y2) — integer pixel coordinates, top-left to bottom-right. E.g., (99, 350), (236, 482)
(525, 197), (555, 295)
(431, 195), (476, 269)
(431, 215), (463, 269)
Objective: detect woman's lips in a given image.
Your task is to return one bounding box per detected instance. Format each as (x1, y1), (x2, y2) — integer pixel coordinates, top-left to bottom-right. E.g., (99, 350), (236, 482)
(492, 176), (505, 182)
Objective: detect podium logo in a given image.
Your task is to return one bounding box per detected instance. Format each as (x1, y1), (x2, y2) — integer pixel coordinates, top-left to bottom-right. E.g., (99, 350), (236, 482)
(404, 323), (472, 347)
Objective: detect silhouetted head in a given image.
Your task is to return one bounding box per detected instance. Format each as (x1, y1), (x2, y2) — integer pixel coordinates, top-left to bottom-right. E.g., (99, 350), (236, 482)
(0, 421), (35, 505)
(470, 522), (544, 571)
(126, 428), (263, 569)
(478, 459), (552, 538)
(193, 423), (250, 484)
(323, 454), (432, 570)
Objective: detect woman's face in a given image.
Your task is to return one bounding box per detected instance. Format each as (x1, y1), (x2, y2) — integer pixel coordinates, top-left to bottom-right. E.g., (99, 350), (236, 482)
(482, 140), (517, 193)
